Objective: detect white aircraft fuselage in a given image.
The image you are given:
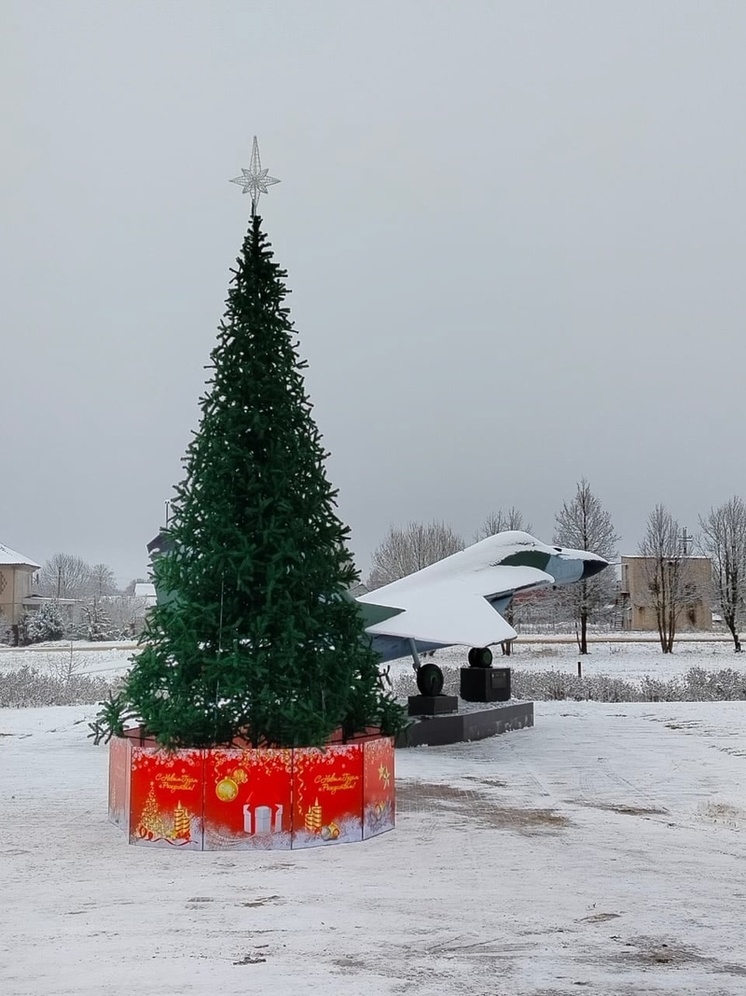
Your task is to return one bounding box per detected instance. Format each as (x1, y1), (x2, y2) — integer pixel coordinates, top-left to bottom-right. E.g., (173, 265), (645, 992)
(355, 531), (609, 664)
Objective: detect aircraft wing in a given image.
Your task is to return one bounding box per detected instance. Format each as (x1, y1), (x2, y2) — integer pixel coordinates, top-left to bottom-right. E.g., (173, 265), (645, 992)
(359, 565), (554, 647)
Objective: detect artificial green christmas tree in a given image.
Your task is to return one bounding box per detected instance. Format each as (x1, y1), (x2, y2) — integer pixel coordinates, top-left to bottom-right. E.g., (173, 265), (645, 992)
(100, 155), (403, 749)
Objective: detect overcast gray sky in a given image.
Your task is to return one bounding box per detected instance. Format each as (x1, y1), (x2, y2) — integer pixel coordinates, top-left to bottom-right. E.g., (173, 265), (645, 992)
(2, 1), (745, 585)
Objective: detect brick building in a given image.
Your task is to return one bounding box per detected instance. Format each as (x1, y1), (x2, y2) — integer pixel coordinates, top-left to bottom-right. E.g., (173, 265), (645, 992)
(0, 542), (41, 631)
(619, 555), (712, 631)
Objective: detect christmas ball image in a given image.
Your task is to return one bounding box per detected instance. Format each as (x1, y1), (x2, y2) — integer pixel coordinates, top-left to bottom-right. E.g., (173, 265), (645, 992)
(232, 767), (248, 784)
(215, 777), (239, 802)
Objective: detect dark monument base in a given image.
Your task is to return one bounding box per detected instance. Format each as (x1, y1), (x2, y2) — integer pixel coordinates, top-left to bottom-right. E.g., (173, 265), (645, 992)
(396, 700), (534, 748)
(460, 666), (511, 703)
(407, 694), (459, 716)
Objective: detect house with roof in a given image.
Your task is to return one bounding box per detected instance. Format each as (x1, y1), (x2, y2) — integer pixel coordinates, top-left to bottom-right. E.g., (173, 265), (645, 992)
(0, 542), (41, 631)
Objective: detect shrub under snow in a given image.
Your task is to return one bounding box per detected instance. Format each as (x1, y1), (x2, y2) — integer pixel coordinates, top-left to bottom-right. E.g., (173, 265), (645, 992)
(0, 666), (120, 708)
(392, 665), (746, 703)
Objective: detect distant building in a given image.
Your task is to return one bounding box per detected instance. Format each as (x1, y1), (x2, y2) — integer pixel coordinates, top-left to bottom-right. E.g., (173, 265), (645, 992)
(619, 555), (712, 631)
(134, 582), (157, 607)
(347, 582), (369, 599)
(0, 542), (41, 630)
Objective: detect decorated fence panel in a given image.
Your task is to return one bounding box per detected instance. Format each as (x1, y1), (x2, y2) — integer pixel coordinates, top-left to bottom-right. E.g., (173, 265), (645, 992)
(108, 734), (394, 851)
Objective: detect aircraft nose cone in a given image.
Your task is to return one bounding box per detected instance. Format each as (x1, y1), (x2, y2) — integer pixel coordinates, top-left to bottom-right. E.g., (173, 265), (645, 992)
(582, 557), (608, 580)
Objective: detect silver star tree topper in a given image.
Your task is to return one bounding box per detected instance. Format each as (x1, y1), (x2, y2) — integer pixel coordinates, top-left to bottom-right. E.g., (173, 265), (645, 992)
(230, 136), (280, 214)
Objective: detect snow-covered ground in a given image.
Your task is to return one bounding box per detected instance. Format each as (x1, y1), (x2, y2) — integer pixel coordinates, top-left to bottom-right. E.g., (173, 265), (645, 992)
(0, 643), (134, 678)
(394, 636), (746, 685)
(2, 686), (746, 993)
(3, 634), (746, 685)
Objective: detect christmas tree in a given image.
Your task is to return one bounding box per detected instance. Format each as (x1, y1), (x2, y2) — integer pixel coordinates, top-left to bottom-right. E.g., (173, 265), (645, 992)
(101, 143), (403, 749)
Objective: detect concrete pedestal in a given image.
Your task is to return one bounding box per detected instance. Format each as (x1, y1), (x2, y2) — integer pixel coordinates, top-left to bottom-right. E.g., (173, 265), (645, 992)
(460, 666), (511, 703)
(397, 700), (533, 748)
(407, 694), (459, 716)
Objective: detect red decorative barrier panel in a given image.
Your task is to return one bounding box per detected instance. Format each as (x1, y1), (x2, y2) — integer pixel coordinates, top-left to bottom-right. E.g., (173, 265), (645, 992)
(108, 731), (395, 850)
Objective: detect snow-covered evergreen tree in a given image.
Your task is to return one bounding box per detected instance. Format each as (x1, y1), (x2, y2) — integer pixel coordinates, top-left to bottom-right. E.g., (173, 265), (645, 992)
(82, 599), (114, 642)
(97, 212), (404, 748)
(23, 601), (65, 644)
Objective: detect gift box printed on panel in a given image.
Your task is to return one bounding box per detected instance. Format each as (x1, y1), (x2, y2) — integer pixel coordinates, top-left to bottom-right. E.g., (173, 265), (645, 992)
(203, 748), (293, 850)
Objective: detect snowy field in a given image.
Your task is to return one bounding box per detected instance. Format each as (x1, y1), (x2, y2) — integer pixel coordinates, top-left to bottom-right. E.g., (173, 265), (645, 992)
(0, 642), (133, 678)
(392, 636), (746, 687)
(3, 634), (746, 685)
(2, 638), (746, 995)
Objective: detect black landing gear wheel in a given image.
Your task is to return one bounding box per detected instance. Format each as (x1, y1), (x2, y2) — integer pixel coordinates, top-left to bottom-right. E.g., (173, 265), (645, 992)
(468, 646), (493, 668)
(416, 662), (445, 696)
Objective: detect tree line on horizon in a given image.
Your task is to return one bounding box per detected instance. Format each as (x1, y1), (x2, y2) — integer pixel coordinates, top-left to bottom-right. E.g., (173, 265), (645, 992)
(8, 486), (746, 657)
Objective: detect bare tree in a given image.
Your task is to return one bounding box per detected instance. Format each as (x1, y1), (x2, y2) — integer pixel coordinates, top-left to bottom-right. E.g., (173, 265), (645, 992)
(474, 507), (533, 541)
(106, 593), (150, 638)
(699, 496), (746, 652)
(37, 553), (92, 600)
(90, 563), (118, 597)
(638, 505), (696, 653)
(554, 478), (619, 654)
(36, 554), (118, 603)
(473, 507), (534, 655)
(367, 521), (465, 589)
